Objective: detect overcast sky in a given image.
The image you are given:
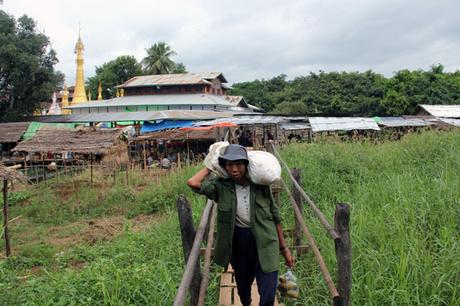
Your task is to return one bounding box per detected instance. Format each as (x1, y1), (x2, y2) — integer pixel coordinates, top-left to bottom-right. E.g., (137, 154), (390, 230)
(2, 0), (460, 85)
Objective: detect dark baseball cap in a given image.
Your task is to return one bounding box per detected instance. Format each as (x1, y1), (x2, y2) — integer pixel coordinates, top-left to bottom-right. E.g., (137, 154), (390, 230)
(218, 144), (248, 166)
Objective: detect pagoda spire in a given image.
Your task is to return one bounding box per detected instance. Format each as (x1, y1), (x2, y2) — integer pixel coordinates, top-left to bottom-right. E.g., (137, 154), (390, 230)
(71, 27), (87, 104)
(61, 83), (71, 114)
(97, 80), (103, 100)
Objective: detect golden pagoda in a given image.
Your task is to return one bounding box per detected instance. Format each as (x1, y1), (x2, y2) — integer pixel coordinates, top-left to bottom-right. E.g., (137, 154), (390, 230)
(97, 81), (103, 100)
(71, 31), (87, 104)
(61, 84), (71, 114)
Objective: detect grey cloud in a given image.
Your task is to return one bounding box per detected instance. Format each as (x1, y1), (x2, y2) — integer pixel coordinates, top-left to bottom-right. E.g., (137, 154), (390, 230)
(3, 0), (460, 84)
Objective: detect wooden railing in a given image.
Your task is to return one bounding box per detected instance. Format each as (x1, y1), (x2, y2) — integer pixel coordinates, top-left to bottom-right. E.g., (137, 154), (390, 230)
(173, 142), (352, 306)
(269, 142), (351, 306)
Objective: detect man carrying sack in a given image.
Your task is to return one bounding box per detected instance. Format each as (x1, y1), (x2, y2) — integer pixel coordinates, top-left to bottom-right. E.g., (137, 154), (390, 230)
(188, 144), (295, 306)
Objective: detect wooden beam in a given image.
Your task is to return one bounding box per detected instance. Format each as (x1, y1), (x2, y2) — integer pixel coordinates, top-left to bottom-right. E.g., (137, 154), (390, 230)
(174, 197), (213, 306)
(198, 202), (217, 306)
(279, 178), (340, 302)
(176, 195), (203, 306)
(291, 168), (303, 253)
(2, 180), (11, 257)
(335, 203), (352, 306)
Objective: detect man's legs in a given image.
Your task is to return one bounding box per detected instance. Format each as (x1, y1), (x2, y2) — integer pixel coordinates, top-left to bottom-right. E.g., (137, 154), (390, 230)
(231, 226), (257, 306)
(255, 265), (278, 306)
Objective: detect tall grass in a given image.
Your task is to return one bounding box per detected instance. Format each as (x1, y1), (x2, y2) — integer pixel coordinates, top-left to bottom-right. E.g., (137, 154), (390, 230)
(280, 130), (460, 305)
(1, 131), (459, 305)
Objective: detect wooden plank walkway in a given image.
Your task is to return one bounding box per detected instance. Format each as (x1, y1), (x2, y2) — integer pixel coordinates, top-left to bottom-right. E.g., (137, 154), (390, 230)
(219, 265), (283, 306)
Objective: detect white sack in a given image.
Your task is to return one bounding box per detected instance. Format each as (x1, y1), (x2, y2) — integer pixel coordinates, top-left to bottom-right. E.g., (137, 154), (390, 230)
(248, 151), (281, 185)
(203, 141), (229, 178)
(204, 143), (281, 185)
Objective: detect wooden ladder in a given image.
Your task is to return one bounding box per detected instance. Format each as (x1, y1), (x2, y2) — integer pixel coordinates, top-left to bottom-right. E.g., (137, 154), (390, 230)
(218, 265), (283, 306)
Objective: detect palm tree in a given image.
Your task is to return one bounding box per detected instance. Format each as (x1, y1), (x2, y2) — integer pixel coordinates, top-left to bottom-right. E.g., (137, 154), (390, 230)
(142, 42), (177, 75)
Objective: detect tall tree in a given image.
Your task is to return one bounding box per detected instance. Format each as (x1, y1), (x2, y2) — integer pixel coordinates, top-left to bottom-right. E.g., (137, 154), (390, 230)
(142, 42), (177, 74)
(87, 55), (142, 99)
(0, 10), (61, 121)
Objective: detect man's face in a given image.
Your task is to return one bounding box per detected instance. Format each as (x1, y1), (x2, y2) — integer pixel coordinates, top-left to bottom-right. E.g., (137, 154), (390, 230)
(224, 160), (247, 181)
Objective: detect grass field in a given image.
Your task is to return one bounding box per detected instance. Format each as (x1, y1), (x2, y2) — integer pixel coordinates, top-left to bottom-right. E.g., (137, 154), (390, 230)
(1, 130), (459, 305)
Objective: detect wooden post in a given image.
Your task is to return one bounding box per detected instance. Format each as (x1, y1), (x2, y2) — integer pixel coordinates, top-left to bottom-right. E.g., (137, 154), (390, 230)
(64, 158), (67, 177)
(176, 195), (204, 306)
(143, 141), (147, 170)
(177, 152), (181, 169)
(34, 162), (39, 184)
(2, 180), (11, 257)
(23, 153), (27, 179)
(90, 153), (93, 185)
(42, 158), (47, 185)
(125, 163), (129, 185)
(186, 140), (190, 166)
(291, 168), (303, 255)
(54, 156), (59, 184)
(335, 203), (351, 306)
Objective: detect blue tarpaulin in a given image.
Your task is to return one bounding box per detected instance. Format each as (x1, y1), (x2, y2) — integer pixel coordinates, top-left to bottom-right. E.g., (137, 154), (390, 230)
(140, 120), (194, 134)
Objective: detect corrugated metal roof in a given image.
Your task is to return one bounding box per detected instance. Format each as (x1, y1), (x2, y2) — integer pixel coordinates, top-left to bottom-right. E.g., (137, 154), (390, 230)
(194, 116), (287, 126)
(279, 122), (310, 130)
(419, 104), (460, 118)
(64, 94), (234, 109)
(309, 117), (380, 132)
(376, 117), (431, 127)
(117, 72), (226, 88)
(439, 118), (460, 127)
(35, 110), (236, 123)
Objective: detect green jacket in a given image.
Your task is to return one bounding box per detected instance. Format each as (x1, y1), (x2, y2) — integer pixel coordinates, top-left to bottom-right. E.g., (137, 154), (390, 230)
(194, 175), (281, 273)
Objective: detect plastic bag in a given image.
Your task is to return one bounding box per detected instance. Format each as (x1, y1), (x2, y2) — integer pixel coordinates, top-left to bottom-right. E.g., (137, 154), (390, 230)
(247, 151), (281, 185)
(277, 269), (299, 299)
(203, 141), (229, 178)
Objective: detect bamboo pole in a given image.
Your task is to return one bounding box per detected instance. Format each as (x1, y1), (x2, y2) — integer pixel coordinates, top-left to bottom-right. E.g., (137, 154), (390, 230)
(173, 199), (214, 306)
(270, 143), (340, 240)
(2, 180), (11, 257)
(279, 178), (340, 302)
(197, 202), (217, 306)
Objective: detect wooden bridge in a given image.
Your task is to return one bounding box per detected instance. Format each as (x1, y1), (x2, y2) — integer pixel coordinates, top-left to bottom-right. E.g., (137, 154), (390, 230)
(173, 143), (351, 306)
(218, 265), (283, 306)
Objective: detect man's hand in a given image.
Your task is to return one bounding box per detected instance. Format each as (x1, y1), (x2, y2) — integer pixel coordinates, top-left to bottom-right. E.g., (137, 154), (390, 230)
(281, 247), (295, 268)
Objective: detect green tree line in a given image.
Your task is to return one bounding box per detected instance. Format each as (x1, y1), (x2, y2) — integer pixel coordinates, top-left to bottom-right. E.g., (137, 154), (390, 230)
(229, 66), (460, 116)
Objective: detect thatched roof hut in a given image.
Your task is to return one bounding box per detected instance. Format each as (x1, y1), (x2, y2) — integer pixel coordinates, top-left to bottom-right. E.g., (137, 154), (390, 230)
(0, 122), (31, 143)
(12, 127), (125, 154)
